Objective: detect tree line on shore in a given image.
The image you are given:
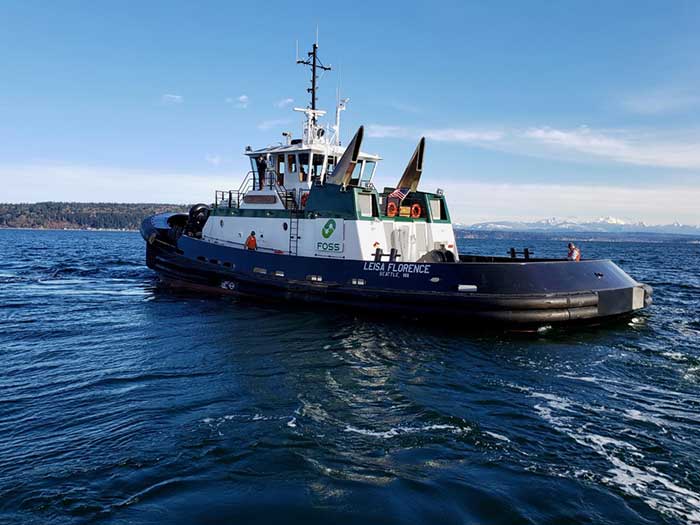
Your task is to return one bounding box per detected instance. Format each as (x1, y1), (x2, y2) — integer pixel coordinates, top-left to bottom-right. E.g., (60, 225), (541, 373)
(0, 202), (189, 230)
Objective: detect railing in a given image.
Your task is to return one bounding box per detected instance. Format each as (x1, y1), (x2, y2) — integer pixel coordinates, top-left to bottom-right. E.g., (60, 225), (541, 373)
(214, 171), (299, 210)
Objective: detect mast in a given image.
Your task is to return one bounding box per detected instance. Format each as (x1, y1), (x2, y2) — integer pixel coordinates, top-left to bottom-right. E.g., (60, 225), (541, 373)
(297, 42), (331, 122)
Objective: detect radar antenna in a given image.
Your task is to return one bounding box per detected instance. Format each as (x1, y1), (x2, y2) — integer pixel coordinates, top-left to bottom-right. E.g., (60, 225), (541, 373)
(296, 41), (331, 122)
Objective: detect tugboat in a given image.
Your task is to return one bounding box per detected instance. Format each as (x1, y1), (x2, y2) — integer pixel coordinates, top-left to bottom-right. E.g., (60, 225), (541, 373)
(141, 43), (652, 326)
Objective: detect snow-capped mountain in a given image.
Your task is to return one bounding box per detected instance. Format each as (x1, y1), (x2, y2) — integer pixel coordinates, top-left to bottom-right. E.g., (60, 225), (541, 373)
(466, 217), (700, 235)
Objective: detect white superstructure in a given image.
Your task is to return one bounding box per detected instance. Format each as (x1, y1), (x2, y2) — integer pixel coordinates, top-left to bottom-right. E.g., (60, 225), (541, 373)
(201, 43), (458, 264)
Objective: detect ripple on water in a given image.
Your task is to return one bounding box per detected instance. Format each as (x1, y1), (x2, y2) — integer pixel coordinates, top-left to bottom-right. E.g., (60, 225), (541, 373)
(0, 231), (699, 525)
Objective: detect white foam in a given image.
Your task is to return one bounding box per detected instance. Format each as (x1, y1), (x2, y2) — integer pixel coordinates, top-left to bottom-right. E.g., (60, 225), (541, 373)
(484, 431), (510, 442)
(557, 374), (599, 383)
(623, 409), (667, 429)
(344, 423), (469, 439)
(662, 351), (686, 362)
(530, 389), (700, 523)
(683, 366), (700, 382)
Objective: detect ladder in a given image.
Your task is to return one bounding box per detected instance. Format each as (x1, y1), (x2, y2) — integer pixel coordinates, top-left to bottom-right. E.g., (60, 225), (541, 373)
(288, 211), (300, 256)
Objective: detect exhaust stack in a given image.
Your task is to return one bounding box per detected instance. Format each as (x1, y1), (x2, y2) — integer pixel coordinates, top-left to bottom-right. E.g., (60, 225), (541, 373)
(326, 126), (363, 188)
(395, 137), (425, 192)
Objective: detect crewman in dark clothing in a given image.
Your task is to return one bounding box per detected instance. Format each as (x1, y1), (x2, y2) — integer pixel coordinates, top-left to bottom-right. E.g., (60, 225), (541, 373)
(245, 231), (257, 250)
(256, 157), (268, 190)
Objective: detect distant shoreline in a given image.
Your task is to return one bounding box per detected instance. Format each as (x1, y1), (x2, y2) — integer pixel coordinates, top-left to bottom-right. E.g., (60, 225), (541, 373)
(0, 226), (138, 233)
(0, 202), (188, 231)
(2, 226), (698, 244)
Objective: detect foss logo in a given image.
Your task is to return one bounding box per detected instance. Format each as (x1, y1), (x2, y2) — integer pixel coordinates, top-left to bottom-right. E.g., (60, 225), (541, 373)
(321, 219), (336, 238)
(317, 219), (342, 252)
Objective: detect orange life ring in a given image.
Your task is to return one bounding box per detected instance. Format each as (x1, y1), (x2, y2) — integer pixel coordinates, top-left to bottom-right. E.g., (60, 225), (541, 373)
(410, 203), (422, 218)
(387, 201), (398, 217)
(300, 192), (309, 207)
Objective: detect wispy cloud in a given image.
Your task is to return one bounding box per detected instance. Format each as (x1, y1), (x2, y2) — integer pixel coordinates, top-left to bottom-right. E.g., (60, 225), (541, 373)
(205, 154), (222, 166)
(426, 181), (700, 225)
(367, 123), (700, 169)
(523, 126), (700, 169)
(226, 95), (249, 109)
(275, 97), (294, 108)
(257, 118), (291, 131)
(389, 101), (421, 114)
(621, 87), (700, 115)
(0, 164), (243, 204)
(161, 94), (183, 105)
(366, 124), (503, 143)
(425, 128), (505, 143)
(2, 163), (699, 225)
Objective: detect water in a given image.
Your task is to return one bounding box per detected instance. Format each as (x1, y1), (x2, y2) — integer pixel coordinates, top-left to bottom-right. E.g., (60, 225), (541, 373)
(1, 230), (699, 525)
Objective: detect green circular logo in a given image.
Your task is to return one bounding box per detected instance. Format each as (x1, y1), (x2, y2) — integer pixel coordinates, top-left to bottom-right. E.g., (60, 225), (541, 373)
(321, 219), (336, 239)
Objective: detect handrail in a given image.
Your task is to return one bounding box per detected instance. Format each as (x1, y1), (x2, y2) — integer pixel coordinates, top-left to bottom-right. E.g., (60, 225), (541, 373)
(214, 170), (301, 210)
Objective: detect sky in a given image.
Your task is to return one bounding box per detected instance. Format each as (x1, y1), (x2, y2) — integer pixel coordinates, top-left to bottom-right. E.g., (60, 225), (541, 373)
(1, 0), (699, 225)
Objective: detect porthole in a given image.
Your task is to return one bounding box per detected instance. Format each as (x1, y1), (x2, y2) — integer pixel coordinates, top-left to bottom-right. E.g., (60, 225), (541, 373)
(283, 222), (288, 231)
(220, 219), (224, 227)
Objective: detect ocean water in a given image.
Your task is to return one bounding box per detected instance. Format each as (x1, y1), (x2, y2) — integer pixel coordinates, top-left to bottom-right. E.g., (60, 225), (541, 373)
(1, 229), (699, 525)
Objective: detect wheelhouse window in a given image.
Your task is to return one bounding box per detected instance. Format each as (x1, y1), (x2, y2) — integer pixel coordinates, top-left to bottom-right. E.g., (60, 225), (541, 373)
(360, 160), (376, 187)
(298, 152), (310, 182)
(325, 156), (337, 177)
(275, 155), (285, 186)
(429, 198), (446, 220)
(311, 154), (325, 179)
(348, 160), (362, 186)
(357, 193), (376, 218)
(287, 154), (297, 174)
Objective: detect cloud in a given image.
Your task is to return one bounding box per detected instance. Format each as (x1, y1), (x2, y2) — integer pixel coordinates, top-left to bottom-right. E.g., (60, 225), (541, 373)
(365, 125), (412, 139)
(1, 163), (699, 225)
(621, 88), (700, 115)
(425, 128), (505, 143)
(161, 94), (183, 105)
(275, 97), (294, 108)
(418, 180), (700, 225)
(205, 154), (222, 166)
(257, 118), (291, 131)
(226, 95), (249, 109)
(523, 126), (700, 169)
(389, 101), (421, 114)
(366, 124), (503, 143)
(367, 123), (700, 169)
(0, 164), (242, 204)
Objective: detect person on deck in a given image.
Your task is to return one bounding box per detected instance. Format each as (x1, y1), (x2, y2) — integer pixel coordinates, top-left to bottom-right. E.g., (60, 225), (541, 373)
(245, 231), (257, 251)
(256, 157), (268, 190)
(567, 242), (581, 261)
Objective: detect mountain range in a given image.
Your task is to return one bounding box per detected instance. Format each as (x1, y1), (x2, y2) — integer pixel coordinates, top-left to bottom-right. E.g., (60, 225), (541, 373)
(462, 217), (700, 235)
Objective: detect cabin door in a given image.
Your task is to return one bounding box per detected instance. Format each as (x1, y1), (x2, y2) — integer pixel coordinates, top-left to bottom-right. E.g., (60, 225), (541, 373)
(390, 226), (410, 261)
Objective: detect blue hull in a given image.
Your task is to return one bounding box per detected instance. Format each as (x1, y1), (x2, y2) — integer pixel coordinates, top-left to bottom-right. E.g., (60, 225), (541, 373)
(142, 213), (652, 326)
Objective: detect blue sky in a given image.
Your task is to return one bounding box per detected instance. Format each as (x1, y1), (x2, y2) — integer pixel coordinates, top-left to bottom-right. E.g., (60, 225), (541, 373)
(1, 1), (699, 224)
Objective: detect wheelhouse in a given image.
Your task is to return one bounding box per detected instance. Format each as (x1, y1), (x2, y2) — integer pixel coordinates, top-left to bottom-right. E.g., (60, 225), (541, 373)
(244, 140), (381, 208)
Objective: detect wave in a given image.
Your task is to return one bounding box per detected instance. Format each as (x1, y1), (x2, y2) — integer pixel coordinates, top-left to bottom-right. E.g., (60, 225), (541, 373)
(529, 387), (700, 523)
